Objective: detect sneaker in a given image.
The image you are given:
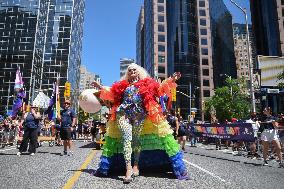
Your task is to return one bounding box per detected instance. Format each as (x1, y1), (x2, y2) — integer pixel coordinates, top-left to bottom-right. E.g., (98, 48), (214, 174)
(30, 153), (35, 156)
(279, 163), (284, 168)
(263, 160), (269, 166)
(17, 152), (21, 156)
(63, 151), (68, 155)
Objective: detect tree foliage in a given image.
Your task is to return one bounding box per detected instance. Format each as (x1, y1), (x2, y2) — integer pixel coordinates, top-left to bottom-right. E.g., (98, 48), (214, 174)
(77, 107), (100, 124)
(205, 77), (251, 123)
(277, 69), (284, 89)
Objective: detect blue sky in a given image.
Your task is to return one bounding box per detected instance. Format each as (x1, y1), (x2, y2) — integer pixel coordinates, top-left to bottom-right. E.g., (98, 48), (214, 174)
(82, 0), (251, 86)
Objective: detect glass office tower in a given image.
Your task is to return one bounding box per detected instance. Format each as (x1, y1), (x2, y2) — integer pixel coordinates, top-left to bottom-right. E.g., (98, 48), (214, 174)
(167, 0), (199, 117)
(0, 0), (85, 114)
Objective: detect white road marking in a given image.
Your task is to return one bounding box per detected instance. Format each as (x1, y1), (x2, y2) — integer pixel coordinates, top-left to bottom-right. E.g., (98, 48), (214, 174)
(0, 147), (16, 152)
(183, 159), (229, 184)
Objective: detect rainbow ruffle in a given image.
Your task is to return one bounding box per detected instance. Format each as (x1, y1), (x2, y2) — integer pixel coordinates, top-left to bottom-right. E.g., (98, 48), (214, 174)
(96, 119), (189, 179)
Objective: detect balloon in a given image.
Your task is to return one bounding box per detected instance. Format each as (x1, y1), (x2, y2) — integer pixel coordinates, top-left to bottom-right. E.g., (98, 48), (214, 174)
(79, 89), (102, 113)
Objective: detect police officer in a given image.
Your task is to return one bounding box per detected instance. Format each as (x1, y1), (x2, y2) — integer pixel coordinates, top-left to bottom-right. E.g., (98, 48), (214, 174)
(17, 105), (41, 156)
(58, 99), (76, 156)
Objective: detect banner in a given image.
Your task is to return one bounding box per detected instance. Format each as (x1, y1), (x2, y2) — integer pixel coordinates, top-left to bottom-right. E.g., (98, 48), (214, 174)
(191, 123), (255, 142)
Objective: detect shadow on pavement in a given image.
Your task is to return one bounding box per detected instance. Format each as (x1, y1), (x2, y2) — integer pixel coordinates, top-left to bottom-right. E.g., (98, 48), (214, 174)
(189, 152), (263, 166)
(79, 143), (96, 148)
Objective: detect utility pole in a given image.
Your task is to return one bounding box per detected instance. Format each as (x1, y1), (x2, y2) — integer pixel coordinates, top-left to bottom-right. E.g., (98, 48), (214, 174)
(189, 82), (192, 114)
(230, 0), (256, 113)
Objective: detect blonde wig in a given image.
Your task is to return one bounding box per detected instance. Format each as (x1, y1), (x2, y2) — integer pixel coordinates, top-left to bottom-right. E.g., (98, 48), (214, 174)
(121, 63), (150, 81)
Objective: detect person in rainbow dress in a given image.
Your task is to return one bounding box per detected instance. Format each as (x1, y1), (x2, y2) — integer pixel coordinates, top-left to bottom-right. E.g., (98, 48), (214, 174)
(92, 63), (189, 183)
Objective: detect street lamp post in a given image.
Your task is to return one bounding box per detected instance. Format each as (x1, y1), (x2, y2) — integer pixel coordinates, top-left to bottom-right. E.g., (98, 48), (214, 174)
(230, 0), (256, 113)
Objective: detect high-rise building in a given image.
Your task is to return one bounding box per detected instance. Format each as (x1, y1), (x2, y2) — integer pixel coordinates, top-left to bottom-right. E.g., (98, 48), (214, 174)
(144, 0), (168, 79)
(209, 0), (237, 88)
(0, 0), (85, 114)
(233, 23), (256, 81)
(167, 0), (200, 118)
(197, 0), (215, 120)
(250, 0), (284, 56)
(79, 65), (101, 92)
(120, 58), (135, 78)
(136, 7), (145, 68)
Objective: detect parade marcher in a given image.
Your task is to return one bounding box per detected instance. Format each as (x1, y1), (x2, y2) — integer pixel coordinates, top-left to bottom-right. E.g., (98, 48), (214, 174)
(177, 116), (187, 151)
(167, 109), (179, 140)
(259, 108), (283, 167)
(92, 63), (188, 183)
(17, 105), (41, 156)
(57, 99), (77, 156)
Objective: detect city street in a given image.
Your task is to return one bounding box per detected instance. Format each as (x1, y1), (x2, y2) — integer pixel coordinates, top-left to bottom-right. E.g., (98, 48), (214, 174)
(0, 141), (283, 189)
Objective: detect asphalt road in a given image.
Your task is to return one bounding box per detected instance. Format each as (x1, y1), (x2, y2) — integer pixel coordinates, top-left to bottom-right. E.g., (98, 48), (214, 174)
(0, 140), (283, 189)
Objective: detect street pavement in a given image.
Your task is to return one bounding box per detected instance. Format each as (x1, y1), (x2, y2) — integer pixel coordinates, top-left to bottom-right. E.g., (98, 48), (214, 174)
(0, 140), (283, 189)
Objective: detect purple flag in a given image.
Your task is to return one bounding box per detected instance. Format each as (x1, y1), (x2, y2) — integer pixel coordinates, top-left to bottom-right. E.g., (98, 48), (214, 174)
(46, 82), (56, 120)
(12, 89), (26, 118)
(14, 68), (24, 90)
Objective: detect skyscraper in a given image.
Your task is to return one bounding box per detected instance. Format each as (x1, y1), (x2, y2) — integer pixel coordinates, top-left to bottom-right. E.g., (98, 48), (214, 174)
(144, 0), (168, 79)
(136, 7), (145, 68)
(209, 0), (237, 88)
(233, 23), (256, 81)
(80, 65), (101, 92)
(120, 58), (135, 78)
(0, 0), (85, 114)
(250, 0), (284, 56)
(167, 0), (200, 117)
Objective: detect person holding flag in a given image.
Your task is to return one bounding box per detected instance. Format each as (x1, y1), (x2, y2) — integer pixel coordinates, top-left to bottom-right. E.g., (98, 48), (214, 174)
(17, 105), (41, 156)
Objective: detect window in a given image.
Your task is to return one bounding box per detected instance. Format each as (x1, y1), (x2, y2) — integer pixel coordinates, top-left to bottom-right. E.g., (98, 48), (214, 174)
(158, 45), (165, 52)
(200, 28), (207, 35)
(202, 59), (208, 65)
(201, 38), (207, 45)
(199, 1), (205, 7)
(158, 6), (164, 12)
(158, 0), (164, 3)
(158, 55), (165, 63)
(203, 90), (210, 97)
(158, 35), (165, 42)
(203, 80), (210, 86)
(201, 48), (208, 55)
(200, 19), (206, 26)
(158, 66), (165, 73)
(202, 69), (209, 76)
(199, 9), (206, 16)
(158, 15), (164, 22)
(158, 25), (165, 32)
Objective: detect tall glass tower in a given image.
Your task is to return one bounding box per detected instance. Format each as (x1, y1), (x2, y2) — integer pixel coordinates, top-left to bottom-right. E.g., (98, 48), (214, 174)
(0, 0), (85, 114)
(167, 0), (199, 118)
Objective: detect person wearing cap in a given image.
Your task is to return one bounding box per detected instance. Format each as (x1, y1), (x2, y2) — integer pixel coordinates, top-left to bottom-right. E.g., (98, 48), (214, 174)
(17, 105), (41, 156)
(57, 99), (77, 156)
(259, 108), (283, 167)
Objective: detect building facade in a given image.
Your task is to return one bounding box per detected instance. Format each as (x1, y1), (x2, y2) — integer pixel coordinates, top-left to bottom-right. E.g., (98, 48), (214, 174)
(120, 58), (135, 78)
(233, 23), (256, 81)
(0, 0), (85, 114)
(209, 0), (237, 88)
(167, 0), (200, 118)
(144, 0), (168, 79)
(79, 65), (101, 92)
(250, 0), (284, 56)
(197, 0), (214, 120)
(136, 7), (145, 68)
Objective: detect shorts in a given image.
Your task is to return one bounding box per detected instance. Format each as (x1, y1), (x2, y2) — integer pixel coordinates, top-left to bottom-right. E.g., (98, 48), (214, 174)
(60, 128), (71, 140)
(261, 129), (279, 142)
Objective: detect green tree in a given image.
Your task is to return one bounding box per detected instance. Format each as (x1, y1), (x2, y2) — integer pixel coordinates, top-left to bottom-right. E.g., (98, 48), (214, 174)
(277, 69), (284, 89)
(205, 77), (251, 123)
(77, 107), (100, 124)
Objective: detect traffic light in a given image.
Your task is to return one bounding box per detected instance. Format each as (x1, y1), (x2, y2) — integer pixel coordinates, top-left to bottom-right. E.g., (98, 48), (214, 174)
(64, 82), (71, 97)
(171, 88), (176, 102)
